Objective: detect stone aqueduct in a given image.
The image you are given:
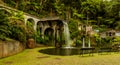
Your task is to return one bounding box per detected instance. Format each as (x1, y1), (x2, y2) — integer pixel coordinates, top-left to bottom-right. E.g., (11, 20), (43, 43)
(0, 4), (66, 47)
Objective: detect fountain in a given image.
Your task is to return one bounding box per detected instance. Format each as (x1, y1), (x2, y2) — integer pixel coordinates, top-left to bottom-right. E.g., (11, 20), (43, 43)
(63, 21), (73, 48)
(82, 38), (85, 48)
(39, 21), (95, 56)
(39, 21), (80, 56)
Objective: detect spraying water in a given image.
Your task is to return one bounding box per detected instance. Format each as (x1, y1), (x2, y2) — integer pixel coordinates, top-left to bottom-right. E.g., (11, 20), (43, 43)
(63, 21), (72, 48)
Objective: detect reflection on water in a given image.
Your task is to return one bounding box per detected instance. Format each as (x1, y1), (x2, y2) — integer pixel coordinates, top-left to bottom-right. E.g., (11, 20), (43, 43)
(39, 48), (80, 56)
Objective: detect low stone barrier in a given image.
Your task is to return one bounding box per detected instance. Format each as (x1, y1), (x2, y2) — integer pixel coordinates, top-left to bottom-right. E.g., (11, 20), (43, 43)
(0, 40), (25, 58)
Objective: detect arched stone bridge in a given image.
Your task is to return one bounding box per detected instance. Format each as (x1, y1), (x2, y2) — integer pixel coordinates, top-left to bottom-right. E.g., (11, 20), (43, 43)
(0, 4), (66, 47)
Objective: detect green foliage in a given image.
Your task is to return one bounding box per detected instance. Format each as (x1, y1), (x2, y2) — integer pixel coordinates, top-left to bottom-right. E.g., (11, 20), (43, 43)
(2, 0), (120, 29)
(99, 37), (113, 48)
(1, 0), (120, 47)
(75, 39), (82, 47)
(114, 37), (120, 42)
(93, 33), (114, 48)
(113, 37), (120, 45)
(68, 18), (79, 39)
(11, 11), (24, 20)
(94, 33), (101, 44)
(10, 25), (26, 43)
(26, 20), (35, 40)
(0, 10), (11, 40)
(0, 9), (27, 44)
(35, 31), (44, 44)
(35, 29), (53, 45)
(36, 36), (44, 44)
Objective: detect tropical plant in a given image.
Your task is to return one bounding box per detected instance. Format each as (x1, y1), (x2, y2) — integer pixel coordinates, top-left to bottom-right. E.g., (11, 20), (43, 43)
(0, 9), (26, 43)
(0, 10), (11, 40)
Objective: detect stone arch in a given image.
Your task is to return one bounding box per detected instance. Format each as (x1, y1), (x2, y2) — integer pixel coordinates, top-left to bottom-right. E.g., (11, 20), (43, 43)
(24, 15), (40, 31)
(27, 18), (35, 25)
(26, 18), (35, 30)
(25, 18), (35, 39)
(44, 28), (54, 36)
(44, 27), (54, 45)
(37, 21), (43, 31)
(37, 21), (44, 38)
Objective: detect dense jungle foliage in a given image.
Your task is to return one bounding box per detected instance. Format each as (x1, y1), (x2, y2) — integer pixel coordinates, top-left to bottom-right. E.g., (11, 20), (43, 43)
(0, 0), (120, 47)
(3, 0), (120, 30)
(0, 10), (26, 43)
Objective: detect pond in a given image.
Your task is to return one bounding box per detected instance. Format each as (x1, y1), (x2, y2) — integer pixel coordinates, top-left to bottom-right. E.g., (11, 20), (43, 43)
(39, 47), (81, 56)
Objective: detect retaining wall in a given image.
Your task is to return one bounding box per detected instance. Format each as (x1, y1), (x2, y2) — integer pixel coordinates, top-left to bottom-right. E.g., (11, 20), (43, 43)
(0, 40), (25, 58)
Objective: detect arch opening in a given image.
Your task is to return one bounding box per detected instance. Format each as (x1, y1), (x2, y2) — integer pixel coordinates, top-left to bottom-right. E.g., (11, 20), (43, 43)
(26, 18), (35, 27)
(36, 20), (65, 47)
(36, 21), (43, 44)
(37, 21), (43, 33)
(44, 28), (54, 45)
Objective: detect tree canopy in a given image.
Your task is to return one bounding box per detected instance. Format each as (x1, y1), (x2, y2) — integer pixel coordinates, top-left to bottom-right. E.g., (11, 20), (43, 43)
(2, 0), (119, 29)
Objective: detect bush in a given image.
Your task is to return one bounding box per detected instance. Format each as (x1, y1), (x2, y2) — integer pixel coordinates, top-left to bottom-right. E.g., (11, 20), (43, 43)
(99, 37), (113, 48)
(10, 25), (26, 43)
(75, 39), (82, 47)
(0, 9), (26, 44)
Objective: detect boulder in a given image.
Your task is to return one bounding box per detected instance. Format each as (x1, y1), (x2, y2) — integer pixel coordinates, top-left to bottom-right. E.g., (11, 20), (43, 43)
(27, 38), (35, 48)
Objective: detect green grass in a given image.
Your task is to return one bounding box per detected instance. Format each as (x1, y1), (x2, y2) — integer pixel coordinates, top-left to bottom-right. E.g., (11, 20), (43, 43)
(0, 47), (120, 65)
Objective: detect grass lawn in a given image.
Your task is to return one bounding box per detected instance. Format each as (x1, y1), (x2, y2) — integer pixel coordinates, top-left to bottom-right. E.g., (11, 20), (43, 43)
(0, 47), (120, 65)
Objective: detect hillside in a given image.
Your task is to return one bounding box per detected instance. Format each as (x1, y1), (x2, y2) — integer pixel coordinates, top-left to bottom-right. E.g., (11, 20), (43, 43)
(0, 0), (120, 46)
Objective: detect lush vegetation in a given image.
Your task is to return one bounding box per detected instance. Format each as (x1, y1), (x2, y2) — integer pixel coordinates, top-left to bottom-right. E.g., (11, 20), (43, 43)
(0, 0), (120, 47)
(0, 9), (26, 43)
(0, 8), (35, 45)
(0, 1), (120, 63)
(3, 0), (120, 28)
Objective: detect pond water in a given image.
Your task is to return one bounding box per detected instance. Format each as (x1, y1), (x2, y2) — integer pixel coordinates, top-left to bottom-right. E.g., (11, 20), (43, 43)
(39, 47), (81, 56)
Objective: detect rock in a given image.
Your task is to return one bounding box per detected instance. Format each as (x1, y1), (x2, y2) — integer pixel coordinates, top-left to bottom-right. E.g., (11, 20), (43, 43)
(27, 38), (35, 48)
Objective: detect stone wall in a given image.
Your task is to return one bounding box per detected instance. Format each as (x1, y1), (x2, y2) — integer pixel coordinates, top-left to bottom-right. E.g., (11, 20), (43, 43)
(0, 40), (25, 58)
